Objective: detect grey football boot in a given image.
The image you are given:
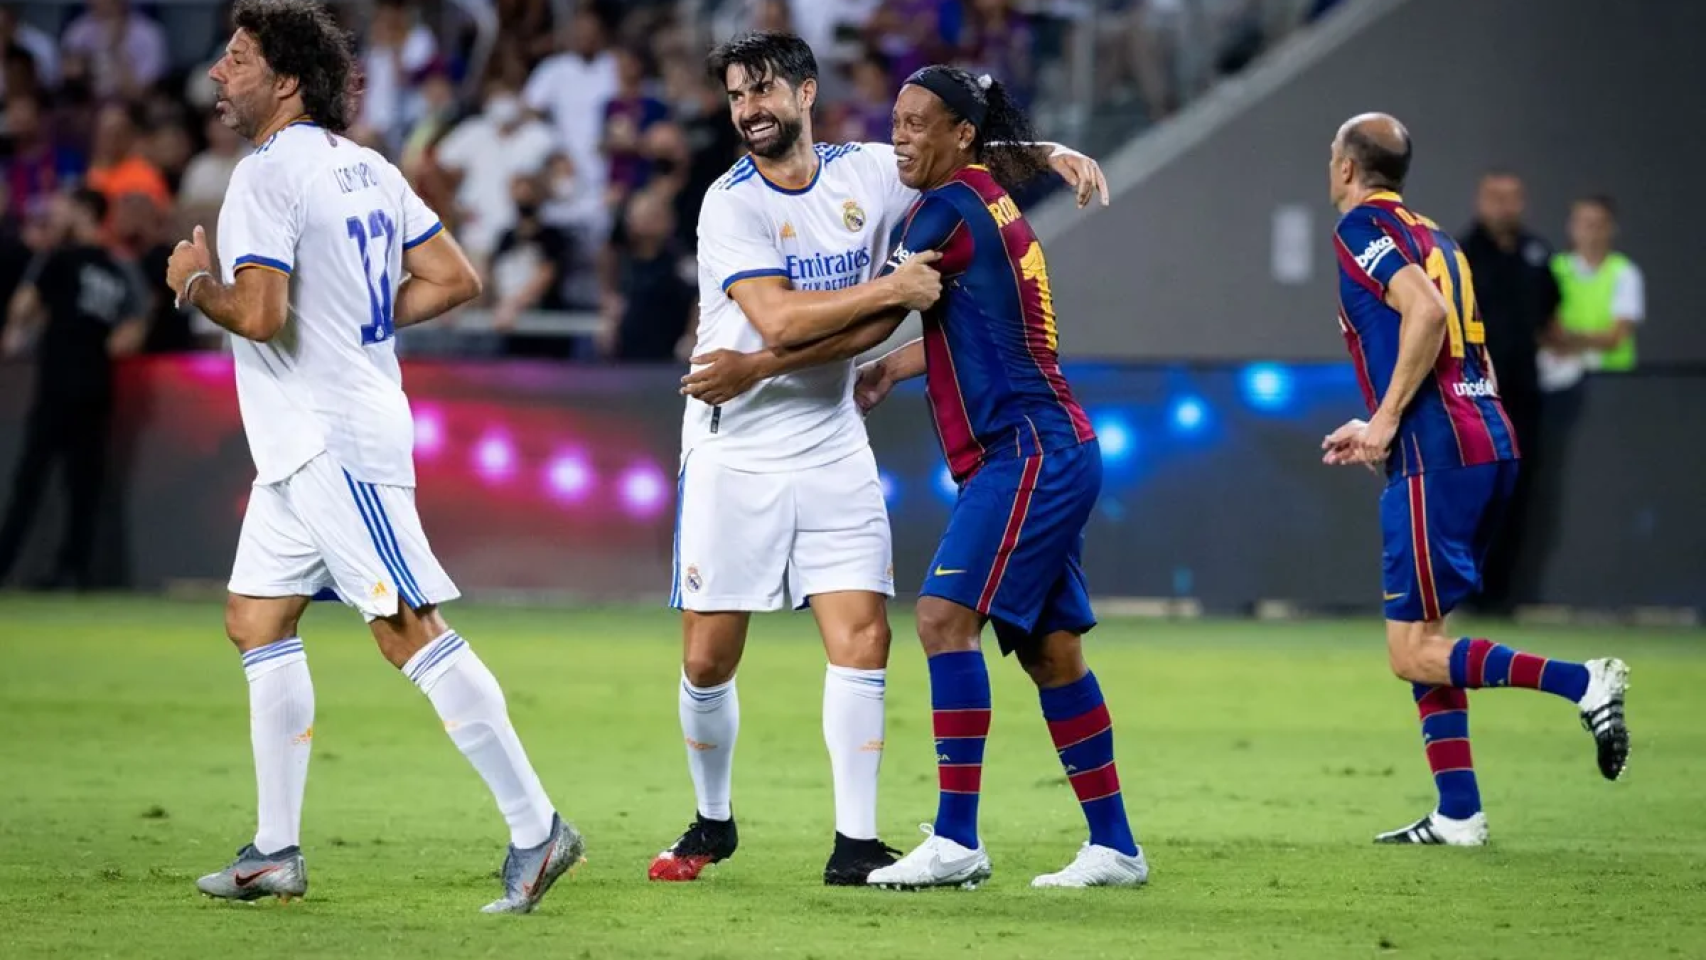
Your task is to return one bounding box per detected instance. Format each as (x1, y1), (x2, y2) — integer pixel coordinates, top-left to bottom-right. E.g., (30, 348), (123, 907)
(481, 813), (586, 914)
(196, 844), (308, 902)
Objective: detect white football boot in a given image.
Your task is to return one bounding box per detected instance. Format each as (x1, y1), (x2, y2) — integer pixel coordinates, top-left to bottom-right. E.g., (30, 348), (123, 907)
(1031, 842), (1150, 888)
(865, 824), (993, 890)
(1375, 810), (1489, 846)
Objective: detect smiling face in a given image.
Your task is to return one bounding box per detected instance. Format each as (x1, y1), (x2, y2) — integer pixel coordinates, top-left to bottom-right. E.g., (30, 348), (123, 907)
(723, 61), (810, 160)
(890, 83), (972, 191)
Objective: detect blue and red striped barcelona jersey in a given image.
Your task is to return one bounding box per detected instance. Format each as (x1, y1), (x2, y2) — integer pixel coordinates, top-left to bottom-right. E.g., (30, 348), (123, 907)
(1334, 191), (1519, 477)
(880, 165), (1095, 481)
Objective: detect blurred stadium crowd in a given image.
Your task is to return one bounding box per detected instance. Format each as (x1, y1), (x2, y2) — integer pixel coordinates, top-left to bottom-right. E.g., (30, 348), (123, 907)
(0, 0), (1344, 362)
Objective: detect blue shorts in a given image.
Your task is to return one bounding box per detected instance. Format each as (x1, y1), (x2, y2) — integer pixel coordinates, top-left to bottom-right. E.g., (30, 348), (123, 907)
(1380, 461), (1518, 622)
(922, 440), (1101, 654)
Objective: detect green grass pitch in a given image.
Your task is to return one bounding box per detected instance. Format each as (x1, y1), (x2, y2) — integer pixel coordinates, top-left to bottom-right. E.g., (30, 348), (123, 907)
(1, 596), (1702, 959)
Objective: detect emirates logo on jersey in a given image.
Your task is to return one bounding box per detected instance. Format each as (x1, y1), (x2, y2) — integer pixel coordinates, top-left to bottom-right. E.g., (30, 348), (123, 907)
(842, 200), (866, 232)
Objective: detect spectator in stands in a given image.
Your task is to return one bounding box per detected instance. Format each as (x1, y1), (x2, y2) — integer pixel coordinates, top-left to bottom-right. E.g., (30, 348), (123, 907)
(177, 111), (248, 216)
(1458, 170), (1559, 614)
(601, 185), (692, 362)
(489, 173), (574, 337)
(85, 102), (170, 215)
(959, 0), (1035, 106)
(433, 78), (560, 278)
(635, 119), (704, 252)
(2, 92), (85, 225)
(668, 70), (742, 250)
(524, 5), (617, 236)
(59, 0), (168, 100)
(866, 0), (953, 89)
(601, 45), (670, 203)
(0, 6), (57, 97)
(398, 65), (458, 184)
(0, 187), (146, 591)
(829, 47), (893, 144)
(359, 0), (439, 153)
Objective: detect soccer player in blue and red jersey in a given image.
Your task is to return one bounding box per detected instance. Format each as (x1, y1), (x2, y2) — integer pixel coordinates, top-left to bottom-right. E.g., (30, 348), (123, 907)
(822, 66), (1146, 889)
(1325, 113), (1631, 846)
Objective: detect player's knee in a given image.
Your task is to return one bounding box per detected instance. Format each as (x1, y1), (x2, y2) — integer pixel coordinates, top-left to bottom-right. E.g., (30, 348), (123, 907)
(1384, 628), (1433, 683)
(915, 598), (980, 655)
(1018, 633), (1087, 688)
(224, 595), (299, 652)
(827, 615), (891, 670)
(682, 650), (738, 687)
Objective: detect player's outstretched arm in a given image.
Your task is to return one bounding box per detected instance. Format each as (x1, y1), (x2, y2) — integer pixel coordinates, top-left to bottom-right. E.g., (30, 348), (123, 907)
(734, 252), (941, 350)
(396, 229), (482, 329)
(169, 225), (290, 342)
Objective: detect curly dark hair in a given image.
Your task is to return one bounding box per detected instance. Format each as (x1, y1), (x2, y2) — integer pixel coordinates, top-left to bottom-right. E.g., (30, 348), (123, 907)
(907, 65), (1049, 193)
(233, 0), (359, 134)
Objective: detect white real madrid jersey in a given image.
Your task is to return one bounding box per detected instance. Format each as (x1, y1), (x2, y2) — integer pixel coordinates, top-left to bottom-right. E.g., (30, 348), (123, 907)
(217, 120), (443, 487)
(686, 141), (918, 472)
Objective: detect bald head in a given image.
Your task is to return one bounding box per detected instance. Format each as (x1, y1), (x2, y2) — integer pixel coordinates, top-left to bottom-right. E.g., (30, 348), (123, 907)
(1336, 112), (1412, 192)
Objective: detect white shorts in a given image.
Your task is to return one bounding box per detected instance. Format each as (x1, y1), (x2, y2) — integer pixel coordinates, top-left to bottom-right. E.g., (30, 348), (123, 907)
(229, 453), (460, 620)
(671, 445), (894, 612)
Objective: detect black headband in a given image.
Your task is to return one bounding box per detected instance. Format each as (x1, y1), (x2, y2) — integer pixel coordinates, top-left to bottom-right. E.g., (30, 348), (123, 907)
(904, 66), (989, 130)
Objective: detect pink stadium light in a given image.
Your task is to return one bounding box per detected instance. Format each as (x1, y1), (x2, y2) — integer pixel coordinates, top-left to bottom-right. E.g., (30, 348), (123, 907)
(413, 406), (445, 458)
(617, 462), (668, 519)
(545, 451), (594, 504)
(184, 353), (233, 382)
(474, 431), (516, 483)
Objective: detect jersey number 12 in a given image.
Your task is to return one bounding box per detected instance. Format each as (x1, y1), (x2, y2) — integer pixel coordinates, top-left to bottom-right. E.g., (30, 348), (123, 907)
(346, 209), (398, 345)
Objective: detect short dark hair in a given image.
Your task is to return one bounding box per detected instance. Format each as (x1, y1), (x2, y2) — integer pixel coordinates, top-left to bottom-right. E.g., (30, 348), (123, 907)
(233, 0), (358, 134)
(1575, 193), (1617, 219)
(1343, 124), (1411, 192)
(68, 187), (108, 224)
(707, 31), (817, 89)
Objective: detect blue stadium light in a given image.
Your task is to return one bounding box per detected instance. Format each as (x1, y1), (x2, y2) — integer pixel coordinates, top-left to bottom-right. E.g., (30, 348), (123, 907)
(935, 464), (959, 503)
(1091, 413), (1135, 465)
(1241, 363), (1294, 412)
(879, 470), (900, 507)
(1171, 397), (1208, 434)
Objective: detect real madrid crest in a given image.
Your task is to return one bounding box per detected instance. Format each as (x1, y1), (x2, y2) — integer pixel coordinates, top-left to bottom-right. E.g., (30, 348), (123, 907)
(686, 565), (703, 592)
(842, 200), (866, 232)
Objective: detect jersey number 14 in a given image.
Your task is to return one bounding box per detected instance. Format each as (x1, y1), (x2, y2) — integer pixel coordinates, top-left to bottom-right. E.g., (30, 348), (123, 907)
(346, 209), (398, 345)
(1423, 246), (1484, 359)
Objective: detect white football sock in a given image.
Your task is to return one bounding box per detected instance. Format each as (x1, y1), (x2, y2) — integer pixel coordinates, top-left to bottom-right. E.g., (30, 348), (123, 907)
(405, 630), (555, 849)
(242, 637), (314, 855)
(823, 664), (886, 840)
(679, 673), (738, 821)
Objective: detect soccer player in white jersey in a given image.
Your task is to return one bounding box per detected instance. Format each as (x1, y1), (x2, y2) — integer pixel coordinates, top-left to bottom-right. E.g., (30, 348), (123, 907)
(651, 31), (1108, 886)
(162, 0), (580, 914)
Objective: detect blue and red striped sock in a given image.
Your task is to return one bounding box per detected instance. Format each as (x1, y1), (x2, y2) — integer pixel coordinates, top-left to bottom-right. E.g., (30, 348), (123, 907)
(1449, 637), (1590, 702)
(929, 650), (991, 851)
(1040, 672), (1138, 856)
(1413, 683), (1480, 820)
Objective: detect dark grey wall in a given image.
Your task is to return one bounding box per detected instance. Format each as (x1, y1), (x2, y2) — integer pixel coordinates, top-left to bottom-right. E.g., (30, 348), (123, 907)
(1049, 0), (1705, 361)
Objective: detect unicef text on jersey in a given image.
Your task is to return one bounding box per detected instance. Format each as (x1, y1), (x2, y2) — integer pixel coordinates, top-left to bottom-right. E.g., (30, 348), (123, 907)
(786, 248), (874, 291)
(1452, 378), (1498, 398)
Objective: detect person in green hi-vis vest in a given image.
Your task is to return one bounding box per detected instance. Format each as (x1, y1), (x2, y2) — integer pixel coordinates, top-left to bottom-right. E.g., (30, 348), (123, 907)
(1529, 194), (1646, 600)
(1538, 195), (1646, 393)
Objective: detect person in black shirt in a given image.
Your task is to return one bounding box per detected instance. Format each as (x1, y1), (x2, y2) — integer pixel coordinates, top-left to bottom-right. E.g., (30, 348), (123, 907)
(0, 188), (146, 589)
(602, 186), (693, 362)
(1457, 170), (1560, 614)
